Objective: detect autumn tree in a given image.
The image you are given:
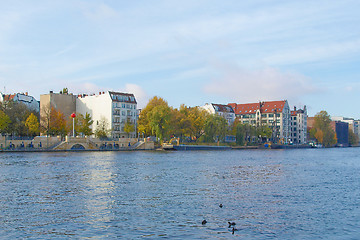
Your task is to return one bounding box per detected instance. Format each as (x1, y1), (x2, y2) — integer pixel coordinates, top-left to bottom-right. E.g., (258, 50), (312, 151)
(0, 110), (11, 134)
(148, 104), (172, 142)
(124, 119), (135, 138)
(25, 113), (39, 136)
(40, 105), (68, 137)
(138, 96), (169, 137)
(313, 111), (337, 147)
(1, 101), (37, 136)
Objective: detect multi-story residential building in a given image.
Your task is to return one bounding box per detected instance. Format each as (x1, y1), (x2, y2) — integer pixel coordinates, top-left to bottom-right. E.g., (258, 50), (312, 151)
(228, 100), (291, 143)
(290, 106), (307, 144)
(1, 92), (39, 112)
(77, 91), (137, 138)
(201, 103), (235, 125)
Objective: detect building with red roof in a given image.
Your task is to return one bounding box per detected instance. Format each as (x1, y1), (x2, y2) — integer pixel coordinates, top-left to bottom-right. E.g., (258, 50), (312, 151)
(228, 100), (291, 143)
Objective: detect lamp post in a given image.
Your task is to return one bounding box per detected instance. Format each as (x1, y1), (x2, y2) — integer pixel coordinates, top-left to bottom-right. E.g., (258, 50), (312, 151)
(71, 113), (76, 137)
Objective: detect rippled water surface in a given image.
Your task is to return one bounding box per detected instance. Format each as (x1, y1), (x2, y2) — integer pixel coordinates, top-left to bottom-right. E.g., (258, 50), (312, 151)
(0, 148), (359, 239)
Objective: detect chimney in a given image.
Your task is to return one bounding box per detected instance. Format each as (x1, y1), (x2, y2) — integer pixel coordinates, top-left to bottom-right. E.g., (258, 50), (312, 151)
(25, 92), (28, 96)
(99, 92), (101, 95)
(294, 106), (297, 111)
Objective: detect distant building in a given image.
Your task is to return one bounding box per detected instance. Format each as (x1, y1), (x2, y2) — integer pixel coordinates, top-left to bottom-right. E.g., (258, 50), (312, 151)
(331, 116), (354, 132)
(77, 91), (137, 138)
(332, 121), (349, 146)
(0, 92), (39, 112)
(40, 91), (77, 121)
(201, 103), (235, 125)
(228, 100), (291, 143)
(354, 120), (360, 143)
(290, 106), (307, 144)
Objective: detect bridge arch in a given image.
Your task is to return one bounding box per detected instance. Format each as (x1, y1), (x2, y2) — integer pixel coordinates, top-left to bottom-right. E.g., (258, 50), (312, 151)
(70, 144), (86, 150)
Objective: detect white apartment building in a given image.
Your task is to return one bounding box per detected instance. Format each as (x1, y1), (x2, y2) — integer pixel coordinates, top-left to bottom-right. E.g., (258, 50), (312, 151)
(290, 106), (307, 144)
(201, 103), (235, 125)
(228, 100), (291, 143)
(76, 91), (137, 139)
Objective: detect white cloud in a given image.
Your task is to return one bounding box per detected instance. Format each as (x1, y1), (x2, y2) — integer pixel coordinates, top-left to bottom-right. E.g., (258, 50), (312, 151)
(122, 84), (149, 109)
(204, 63), (318, 103)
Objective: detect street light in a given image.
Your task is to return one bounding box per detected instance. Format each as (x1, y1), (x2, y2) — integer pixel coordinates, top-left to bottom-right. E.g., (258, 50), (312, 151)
(71, 113), (76, 137)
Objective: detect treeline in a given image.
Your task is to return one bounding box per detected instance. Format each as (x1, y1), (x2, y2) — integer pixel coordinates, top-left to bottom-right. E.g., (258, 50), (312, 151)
(308, 111), (358, 146)
(138, 96), (273, 145)
(0, 101), (39, 137)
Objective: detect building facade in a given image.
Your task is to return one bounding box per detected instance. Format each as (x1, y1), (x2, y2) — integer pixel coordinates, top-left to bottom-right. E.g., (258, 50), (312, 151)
(76, 91), (137, 139)
(201, 103), (235, 125)
(1, 92), (39, 112)
(228, 100), (291, 143)
(290, 106), (307, 144)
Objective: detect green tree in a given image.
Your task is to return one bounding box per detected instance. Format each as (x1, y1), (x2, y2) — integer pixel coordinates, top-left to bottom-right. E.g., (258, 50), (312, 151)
(1, 101), (36, 136)
(75, 113), (93, 136)
(349, 129), (359, 146)
(138, 96), (169, 137)
(25, 113), (39, 136)
(148, 104), (172, 142)
(124, 119), (135, 138)
(0, 110), (11, 134)
(203, 114), (228, 143)
(95, 117), (110, 139)
(313, 111), (337, 147)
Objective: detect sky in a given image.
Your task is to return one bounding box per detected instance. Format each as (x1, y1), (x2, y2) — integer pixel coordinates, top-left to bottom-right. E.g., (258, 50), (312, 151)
(0, 0), (359, 118)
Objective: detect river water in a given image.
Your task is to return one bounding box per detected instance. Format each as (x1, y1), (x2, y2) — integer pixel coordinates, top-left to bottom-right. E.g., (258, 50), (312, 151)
(0, 148), (359, 239)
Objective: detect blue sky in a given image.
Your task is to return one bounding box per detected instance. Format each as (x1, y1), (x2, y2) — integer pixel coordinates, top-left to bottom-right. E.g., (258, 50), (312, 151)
(0, 0), (359, 118)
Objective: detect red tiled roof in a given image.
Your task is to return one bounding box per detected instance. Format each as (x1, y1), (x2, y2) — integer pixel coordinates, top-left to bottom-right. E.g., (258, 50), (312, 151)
(229, 100), (286, 115)
(291, 111), (297, 116)
(3, 94), (16, 101)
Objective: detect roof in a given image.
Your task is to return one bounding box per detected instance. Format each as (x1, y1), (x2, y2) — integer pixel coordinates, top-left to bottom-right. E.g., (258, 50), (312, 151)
(2, 94), (16, 101)
(212, 103), (234, 113)
(229, 100), (287, 115)
(109, 91), (137, 104)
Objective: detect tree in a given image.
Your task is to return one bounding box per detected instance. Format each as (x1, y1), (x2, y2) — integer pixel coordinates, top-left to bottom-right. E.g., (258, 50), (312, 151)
(25, 113), (39, 136)
(75, 113), (93, 136)
(124, 119), (135, 138)
(349, 130), (359, 146)
(203, 114), (228, 143)
(148, 104), (172, 142)
(313, 111), (337, 147)
(138, 96), (169, 137)
(0, 110), (11, 134)
(1, 101), (36, 136)
(95, 117), (110, 139)
(40, 105), (68, 137)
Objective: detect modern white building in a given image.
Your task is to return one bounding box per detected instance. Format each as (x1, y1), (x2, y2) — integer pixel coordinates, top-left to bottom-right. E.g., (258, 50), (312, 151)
(228, 100), (291, 143)
(201, 103), (235, 125)
(1, 92), (39, 112)
(76, 91), (137, 139)
(290, 106), (307, 144)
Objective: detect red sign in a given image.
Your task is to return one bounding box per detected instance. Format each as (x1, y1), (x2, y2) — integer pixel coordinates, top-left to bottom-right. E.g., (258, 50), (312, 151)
(71, 113), (76, 118)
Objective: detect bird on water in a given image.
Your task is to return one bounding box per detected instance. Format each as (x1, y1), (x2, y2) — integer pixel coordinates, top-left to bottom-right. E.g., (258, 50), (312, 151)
(202, 220), (207, 225)
(228, 222), (236, 228)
